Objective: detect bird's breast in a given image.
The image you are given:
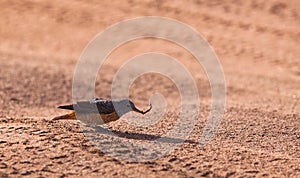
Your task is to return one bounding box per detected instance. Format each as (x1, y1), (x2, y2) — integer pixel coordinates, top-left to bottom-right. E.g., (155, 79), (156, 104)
(76, 112), (120, 125)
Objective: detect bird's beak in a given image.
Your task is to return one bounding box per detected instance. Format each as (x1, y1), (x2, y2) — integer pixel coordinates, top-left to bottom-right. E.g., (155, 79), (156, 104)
(132, 104), (152, 114)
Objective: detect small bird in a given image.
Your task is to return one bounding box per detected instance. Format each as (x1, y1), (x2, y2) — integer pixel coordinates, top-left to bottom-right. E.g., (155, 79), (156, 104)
(53, 98), (152, 124)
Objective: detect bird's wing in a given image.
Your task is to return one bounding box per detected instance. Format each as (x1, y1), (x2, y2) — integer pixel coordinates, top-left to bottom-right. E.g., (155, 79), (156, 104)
(75, 99), (115, 114)
(94, 99), (116, 114)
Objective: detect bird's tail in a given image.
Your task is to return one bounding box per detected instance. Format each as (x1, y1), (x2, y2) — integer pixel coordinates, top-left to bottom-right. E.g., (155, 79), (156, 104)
(52, 111), (76, 120)
(58, 104), (74, 110)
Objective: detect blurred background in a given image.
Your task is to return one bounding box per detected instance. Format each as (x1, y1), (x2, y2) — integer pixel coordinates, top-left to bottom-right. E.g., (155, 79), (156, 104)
(1, 0), (299, 114)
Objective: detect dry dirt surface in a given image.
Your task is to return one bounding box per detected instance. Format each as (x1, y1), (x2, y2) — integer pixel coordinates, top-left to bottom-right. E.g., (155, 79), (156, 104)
(1, 0), (300, 177)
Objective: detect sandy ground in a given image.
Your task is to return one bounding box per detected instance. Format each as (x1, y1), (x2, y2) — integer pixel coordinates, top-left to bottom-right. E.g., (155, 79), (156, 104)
(0, 0), (299, 177)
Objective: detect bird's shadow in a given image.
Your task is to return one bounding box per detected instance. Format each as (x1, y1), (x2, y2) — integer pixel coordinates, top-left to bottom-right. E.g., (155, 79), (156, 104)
(83, 124), (199, 145)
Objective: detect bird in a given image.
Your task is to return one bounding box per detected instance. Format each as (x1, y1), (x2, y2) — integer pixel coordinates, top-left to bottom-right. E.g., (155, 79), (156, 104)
(52, 98), (152, 124)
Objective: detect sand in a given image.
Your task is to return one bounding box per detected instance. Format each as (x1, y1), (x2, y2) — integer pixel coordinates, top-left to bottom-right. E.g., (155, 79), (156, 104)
(0, 0), (299, 177)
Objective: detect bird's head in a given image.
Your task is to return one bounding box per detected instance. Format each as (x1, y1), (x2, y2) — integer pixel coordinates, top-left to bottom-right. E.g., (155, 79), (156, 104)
(114, 99), (152, 115)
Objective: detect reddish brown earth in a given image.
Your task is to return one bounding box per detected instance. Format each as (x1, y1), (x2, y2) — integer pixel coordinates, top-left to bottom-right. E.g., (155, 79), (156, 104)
(0, 0), (299, 177)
